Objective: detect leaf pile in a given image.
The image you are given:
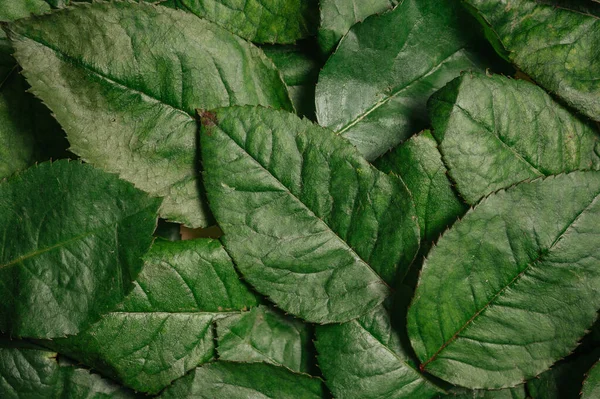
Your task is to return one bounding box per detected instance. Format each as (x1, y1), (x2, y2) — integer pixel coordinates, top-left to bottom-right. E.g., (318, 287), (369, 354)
(1, 0), (600, 398)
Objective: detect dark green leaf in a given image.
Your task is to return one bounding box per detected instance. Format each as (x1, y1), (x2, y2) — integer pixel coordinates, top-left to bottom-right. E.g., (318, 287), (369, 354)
(408, 172), (600, 388)
(463, 0), (600, 121)
(445, 386), (526, 399)
(429, 73), (600, 204)
(7, 1), (292, 228)
(582, 360), (600, 399)
(0, 160), (160, 339)
(315, 0), (492, 161)
(200, 106), (419, 323)
(159, 362), (325, 399)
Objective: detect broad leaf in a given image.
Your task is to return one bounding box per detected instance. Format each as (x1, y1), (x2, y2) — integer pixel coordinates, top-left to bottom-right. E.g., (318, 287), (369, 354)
(0, 160), (160, 339)
(315, 0), (492, 161)
(47, 238), (259, 394)
(315, 304), (443, 399)
(408, 172), (600, 388)
(216, 305), (313, 373)
(429, 73), (600, 204)
(582, 360), (600, 399)
(159, 362), (325, 399)
(6, 1), (292, 228)
(200, 106), (419, 323)
(447, 386), (526, 399)
(0, 0), (50, 21)
(463, 0), (600, 121)
(0, 342), (138, 398)
(166, 0), (318, 44)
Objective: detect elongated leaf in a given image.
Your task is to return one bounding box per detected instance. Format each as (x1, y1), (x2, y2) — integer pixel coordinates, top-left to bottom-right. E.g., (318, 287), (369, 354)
(315, 304), (443, 399)
(167, 0), (318, 44)
(200, 106), (419, 323)
(0, 343), (138, 398)
(408, 172), (600, 388)
(315, 0), (492, 161)
(0, 160), (160, 339)
(47, 239), (259, 394)
(159, 362), (325, 399)
(582, 360), (600, 399)
(7, 1), (292, 228)
(429, 73), (600, 204)
(317, 0), (398, 56)
(216, 305), (313, 373)
(463, 0), (600, 121)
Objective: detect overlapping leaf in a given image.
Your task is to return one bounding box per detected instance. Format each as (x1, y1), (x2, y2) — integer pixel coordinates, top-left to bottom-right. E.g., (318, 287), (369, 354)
(582, 360), (600, 399)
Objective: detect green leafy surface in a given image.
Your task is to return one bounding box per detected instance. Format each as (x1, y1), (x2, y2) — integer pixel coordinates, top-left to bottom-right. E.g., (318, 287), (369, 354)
(0, 0), (50, 21)
(317, 0), (398, 56)
(316, 304), (442, 399)
(159, 361), (325, 399)
(445, 386), (526, 399)
(201, 106), (419, 323)
(0, 160), (160, 339)
(375, 131), (466, 246)
(464, 0), (600, 121)
(217, 305), (313, 373)
(167, 0), (318, 44)
(7, 1), (292, 228)
(315, 0), (490, 161)
(47, 238), (259, 394)
(582, 360), (600, 399)
(408, 172), (600, 388)
(0, 343), (138, 398)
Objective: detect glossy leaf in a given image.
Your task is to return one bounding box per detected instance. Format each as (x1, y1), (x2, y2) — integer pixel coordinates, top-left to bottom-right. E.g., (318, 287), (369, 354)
(582, 360), (600, 399)
(201, 106), (419, 323)
(48, 239), (259, 394)
(447, 387), (526, 399)
(429, 73), (600, 204)
(159, 362), (325, 399)
(216, 305), (312, 373)
(315, 0), (491, 161)
(0, 160), (160, 338)
(408, 172), (600, 388)
(315, 304), (442, 399)
(464, 0), (600, 121)
(7, 1), (292, 228)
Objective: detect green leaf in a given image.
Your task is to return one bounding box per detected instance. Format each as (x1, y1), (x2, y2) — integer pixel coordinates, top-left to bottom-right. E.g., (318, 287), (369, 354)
(200, 106), (419, 323)
(159, 361), (325, 399)
(167, 0), (318, 44)
(0, 343), (138, 398)
(446, 386), (526, 399)
(0, 160), (160, 339)
(408, 172), (600, 388)
(216, 305), (313, 373)
(317, 0), (398, 56)
(47, 238), (259, 394)
(375, 131), (467, 246)
(315, 0), (492, 161)
(582, 360), (600, 399)
(6, 1), (292, 228)
(0, 0), (50, 21)
(463, 0), (600, 121)
(315, 304), (443, 399)
(429, 73), (600, 204)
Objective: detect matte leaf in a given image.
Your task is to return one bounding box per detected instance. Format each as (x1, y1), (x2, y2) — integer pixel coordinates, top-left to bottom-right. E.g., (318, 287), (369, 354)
(6, 1), (292, 228)
(315, 0), (491, 161)
(0, 0), (50, 21)
(315, 304), (442, 399)
(216, 305), (313, 373)
(408, 172), (600, 388)
(0, 160), (160, 339)
(167, 0), (318, 44)
(463, 0), (600, 121)
(200, 106), (420, 323)
(159, 361), (325, 399)
(429, 73), (600, 204)
(582, 360), (600, 399)
(47, 238), (259, 394)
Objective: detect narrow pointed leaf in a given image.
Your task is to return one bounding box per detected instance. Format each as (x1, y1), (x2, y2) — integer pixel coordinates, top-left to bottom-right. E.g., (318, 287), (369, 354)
(0, 160), (161, 339)
(408, 172), (600, 388)
(464, 0), (600, 121)
(315, 0), (492, 161)
(582, 360), (600, 399)
(429, 73), (600, 204)
(201, 106), (419, 323)
(6, 1), (292, 228)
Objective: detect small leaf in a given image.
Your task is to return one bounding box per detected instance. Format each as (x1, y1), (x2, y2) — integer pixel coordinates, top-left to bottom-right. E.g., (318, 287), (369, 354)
(429, 72), (600, 204)
(582, 360), (600, 399)
(0, 160), (161, 339)
(158, 361), (325, 399)
(408, 172), (600, 388)
(200, 106), (419, 323)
